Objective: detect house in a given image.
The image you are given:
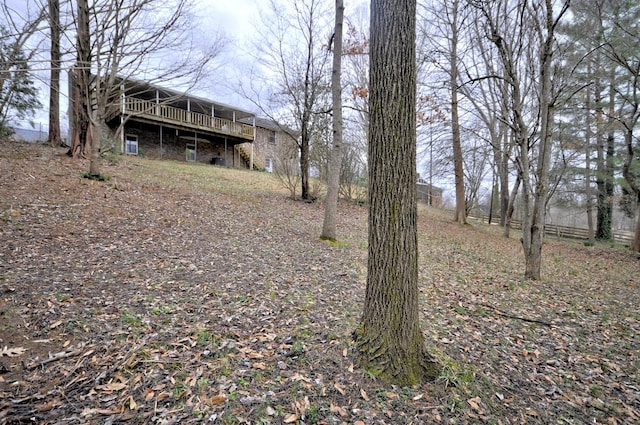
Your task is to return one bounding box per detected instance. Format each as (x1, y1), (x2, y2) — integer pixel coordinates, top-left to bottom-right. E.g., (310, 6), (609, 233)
(417, 176), (443, 207)
(237, 117), (299, 174)
(95, 78), (261, 169)
(67, 74), (299, 174)
(94, 78), (299, 173)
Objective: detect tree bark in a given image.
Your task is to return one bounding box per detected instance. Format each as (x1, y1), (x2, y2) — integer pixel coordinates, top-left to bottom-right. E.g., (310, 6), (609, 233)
(47, 0), (62, 147)
(584, 86), (595, 242)
(634, 212), (640, 252)
(89, 112), (101, 177)
(300, 123), (310, 200)
(503, 174), (520, 238)
(449, 0), (466, 225)
(622, 129), (640, 251)
(70, 0), (91, 159)
(354, 0), (437, 386)
(596, 72), (615, 241)
(524, 0), (558, 281)
(321, 0), (344, 241)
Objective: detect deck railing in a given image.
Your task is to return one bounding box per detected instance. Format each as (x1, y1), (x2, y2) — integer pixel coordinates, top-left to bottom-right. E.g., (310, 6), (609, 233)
(123, 97), (254, 140)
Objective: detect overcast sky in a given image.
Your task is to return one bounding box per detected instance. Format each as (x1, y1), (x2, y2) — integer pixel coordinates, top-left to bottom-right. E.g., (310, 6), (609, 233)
(9, 0), (369, 129)
(193, 0), (262, 112)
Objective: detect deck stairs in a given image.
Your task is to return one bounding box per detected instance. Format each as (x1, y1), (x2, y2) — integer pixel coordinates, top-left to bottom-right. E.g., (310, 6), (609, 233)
(235, 144), (266, 171)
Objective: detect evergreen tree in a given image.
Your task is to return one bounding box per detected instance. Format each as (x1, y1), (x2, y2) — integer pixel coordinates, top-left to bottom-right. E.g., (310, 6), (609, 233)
(0, 26), (41, 139)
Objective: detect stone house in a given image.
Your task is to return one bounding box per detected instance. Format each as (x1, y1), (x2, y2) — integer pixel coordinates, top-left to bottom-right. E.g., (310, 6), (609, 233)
(77, 77), (295, 171)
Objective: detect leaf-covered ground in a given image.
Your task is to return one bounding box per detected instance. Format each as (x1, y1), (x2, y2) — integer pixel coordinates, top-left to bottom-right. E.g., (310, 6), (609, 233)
(1, 141), (638, 424)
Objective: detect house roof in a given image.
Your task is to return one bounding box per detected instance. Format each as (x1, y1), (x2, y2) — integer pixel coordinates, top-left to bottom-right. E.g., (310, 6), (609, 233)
(416, 178), (443, 193)
(240, 117), (300, 139)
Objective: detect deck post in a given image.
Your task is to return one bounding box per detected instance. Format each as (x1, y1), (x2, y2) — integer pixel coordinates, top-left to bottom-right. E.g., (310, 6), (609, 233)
(120, 115), (124, 153)
(120, 84), (125, 114)
(120, 84), (126, 154)
(251, 116), (256, 170)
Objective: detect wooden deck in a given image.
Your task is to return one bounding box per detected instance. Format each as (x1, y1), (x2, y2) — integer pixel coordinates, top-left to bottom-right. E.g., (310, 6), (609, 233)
(122, 97), (254, 141)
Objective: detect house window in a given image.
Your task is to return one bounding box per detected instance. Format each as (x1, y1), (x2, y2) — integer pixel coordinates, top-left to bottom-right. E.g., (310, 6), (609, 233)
(265, 158), (273, 173)
(125, 135), (138, 155)
(269, 130), (276, 144)
(186, 143), (196, 162)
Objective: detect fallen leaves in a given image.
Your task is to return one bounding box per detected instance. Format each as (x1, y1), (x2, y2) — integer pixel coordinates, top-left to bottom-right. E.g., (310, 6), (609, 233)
(95, 381), (127, 392)
(330, 402), (348, 418)
(0, 142), (638, 424)
(0, 346), (26, 357)
(283, 413), (298, 423)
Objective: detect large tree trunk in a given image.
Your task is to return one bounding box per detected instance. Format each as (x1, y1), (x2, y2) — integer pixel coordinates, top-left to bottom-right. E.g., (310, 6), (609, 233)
(354, 0), (437, 386)
(88, 113), (101, 177)
(69, 70), (89, 158)
(300, 126), (310, 200)
(449, 0), (466, 225)
(70, 0), (91, 158)
(622, 130), (640, 251)
(596, 73), (615, 240)
(47, 0), (62, 147)
(321, 0), (344, 241)
(498, 127), (510, 227)
(584, 87), (595, 242)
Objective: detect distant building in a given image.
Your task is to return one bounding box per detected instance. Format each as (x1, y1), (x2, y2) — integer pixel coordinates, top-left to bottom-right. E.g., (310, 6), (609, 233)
(417, 176), (443, 207)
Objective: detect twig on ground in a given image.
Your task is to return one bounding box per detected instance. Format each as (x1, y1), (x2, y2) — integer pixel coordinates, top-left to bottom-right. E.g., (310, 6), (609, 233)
(476, 303), (555, 327)
(25, 348), (86, 371)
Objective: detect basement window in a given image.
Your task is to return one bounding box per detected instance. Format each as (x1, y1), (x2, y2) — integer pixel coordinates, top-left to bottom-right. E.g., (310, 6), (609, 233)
(265, 158), (273, 173)
(186, 143), (196, 162)
(125, 135), (138, 155)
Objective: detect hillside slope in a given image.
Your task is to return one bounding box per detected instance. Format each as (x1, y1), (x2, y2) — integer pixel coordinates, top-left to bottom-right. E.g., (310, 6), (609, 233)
(1, 141), (638, 424)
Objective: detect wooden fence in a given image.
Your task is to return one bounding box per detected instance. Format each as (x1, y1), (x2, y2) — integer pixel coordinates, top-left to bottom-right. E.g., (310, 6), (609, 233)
(469, 215), (634, 246)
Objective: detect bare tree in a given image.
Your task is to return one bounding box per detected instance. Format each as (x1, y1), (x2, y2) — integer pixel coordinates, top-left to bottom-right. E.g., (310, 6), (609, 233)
(273, 139), (302, 200)
(321, 0), (344, 241)
(340, 22), (370, 203)
(446, 0), (466, 224)
(353, 0), (438, 386)
(463, 135), (491, 215)
(69, 0), (225, 177)
(463, 11), (517, 232)
(244, 0), (332, 202)
(472, 0), (570, 280)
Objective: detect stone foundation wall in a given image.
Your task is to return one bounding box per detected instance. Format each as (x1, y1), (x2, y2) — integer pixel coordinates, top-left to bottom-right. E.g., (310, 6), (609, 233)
(111, 122), (248, 168)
